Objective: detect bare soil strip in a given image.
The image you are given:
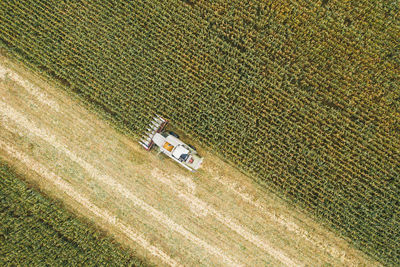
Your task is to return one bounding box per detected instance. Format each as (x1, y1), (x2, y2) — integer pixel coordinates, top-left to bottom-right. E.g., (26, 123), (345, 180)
(0, 56), (380, 266)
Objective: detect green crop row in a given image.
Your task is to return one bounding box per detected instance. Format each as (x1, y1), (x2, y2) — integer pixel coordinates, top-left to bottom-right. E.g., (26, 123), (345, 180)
(0, 161), (149, 266)
(1, 0), (399, 265)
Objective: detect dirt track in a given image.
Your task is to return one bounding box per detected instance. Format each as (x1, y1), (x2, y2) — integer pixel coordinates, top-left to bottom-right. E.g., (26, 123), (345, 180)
(0, 55), (379, 266)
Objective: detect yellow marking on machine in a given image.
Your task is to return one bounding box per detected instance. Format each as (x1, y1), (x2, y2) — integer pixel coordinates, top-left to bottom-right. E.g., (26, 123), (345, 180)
(163, 142), (174, 152)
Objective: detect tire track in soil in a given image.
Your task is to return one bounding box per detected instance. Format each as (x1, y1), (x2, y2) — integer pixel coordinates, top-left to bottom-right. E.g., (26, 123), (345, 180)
(209, 171), (354, 265)
(0, 65), (59, 111)
(151, 168), (302, 267)
(0, 99), (242, 267)
(0, 140), (179, 267)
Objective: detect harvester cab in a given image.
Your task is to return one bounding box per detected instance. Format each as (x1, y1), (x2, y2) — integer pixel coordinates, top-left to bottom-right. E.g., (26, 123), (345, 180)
(139, 115), (204, 172)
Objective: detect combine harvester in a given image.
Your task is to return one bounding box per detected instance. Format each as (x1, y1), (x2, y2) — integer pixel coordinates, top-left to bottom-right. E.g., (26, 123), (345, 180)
(139, 115), (204, 172)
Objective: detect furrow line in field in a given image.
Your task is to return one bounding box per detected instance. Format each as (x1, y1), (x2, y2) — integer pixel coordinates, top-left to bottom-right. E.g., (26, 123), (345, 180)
(152, 169), (302, 267)
(0, 64), (59, 111)
(0, 99), (242, 267)
(0, 140), (179, 267)
(212, 173), (352, 264)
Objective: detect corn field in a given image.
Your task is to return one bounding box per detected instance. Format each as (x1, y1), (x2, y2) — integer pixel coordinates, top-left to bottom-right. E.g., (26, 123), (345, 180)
(1, 0), (399, 265)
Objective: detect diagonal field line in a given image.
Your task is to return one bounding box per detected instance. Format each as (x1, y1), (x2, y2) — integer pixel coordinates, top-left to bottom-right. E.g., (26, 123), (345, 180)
(212, 174), (350, 263)
(0, 65), (59, 112)
(152, 169), (303, 267)
(0, 140), (179, 267)
(0, 99), (242, 267)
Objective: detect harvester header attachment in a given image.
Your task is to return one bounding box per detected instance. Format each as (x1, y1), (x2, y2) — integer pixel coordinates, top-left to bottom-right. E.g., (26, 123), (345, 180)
(139, 115), (168, 151)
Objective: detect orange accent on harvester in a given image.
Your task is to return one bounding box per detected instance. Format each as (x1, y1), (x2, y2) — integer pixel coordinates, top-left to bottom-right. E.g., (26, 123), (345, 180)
(163, 142), (174, 152)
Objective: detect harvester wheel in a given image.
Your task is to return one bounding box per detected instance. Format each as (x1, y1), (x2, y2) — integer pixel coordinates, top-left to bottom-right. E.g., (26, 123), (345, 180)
(169, 131), (180, 139)
(188, 144), (196, 151)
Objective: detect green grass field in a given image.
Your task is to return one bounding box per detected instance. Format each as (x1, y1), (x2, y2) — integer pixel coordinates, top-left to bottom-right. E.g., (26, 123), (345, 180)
(0, 161), (149, 266)
(1, 0), (399, 265)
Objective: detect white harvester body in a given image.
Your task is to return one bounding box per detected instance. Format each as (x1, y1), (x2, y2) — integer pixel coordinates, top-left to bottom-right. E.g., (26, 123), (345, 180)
(139, 115), (203, 172)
